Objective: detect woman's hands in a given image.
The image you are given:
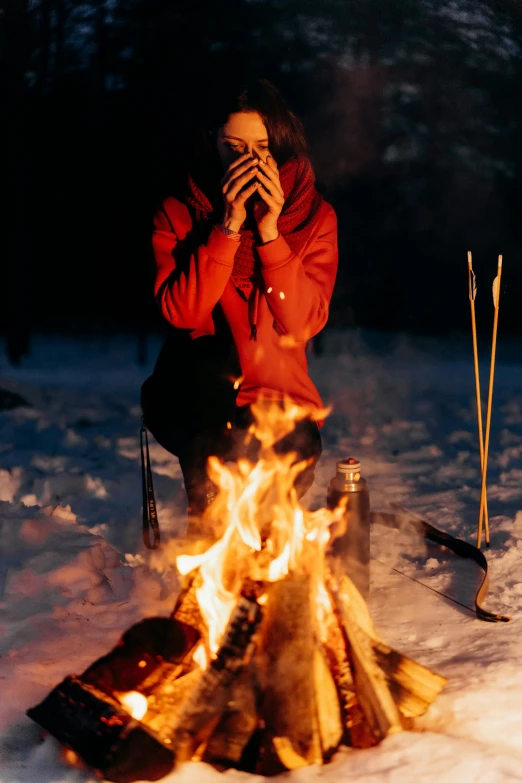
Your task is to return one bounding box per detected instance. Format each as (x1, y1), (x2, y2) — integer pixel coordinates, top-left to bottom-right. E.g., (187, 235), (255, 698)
(253, 155), (285, 244)
(221, 153), (259, 233)
(220, 152), (285, 243)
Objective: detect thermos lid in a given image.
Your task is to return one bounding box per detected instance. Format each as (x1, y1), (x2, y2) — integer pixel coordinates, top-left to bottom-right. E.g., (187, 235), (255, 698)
(337, 457), (361, 474)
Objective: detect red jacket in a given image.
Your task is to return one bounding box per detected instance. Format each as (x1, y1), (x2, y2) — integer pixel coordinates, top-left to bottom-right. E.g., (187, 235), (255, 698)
(152, 197), (338, 420)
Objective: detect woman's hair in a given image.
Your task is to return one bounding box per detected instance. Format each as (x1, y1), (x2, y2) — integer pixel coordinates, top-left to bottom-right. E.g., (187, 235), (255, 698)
(187, 77), (308, 195)
(207, 77), (308, 164)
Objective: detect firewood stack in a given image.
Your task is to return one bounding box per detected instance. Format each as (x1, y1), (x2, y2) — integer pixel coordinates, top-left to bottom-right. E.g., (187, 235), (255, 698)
(27, 554), (446, 781)
(161, 560), (446, 774)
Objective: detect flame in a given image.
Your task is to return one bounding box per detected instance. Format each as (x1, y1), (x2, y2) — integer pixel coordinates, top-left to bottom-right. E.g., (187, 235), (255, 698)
(116, 691), (148, 720)
(176, 395), (339, 660)
(193, 642), (209, 669)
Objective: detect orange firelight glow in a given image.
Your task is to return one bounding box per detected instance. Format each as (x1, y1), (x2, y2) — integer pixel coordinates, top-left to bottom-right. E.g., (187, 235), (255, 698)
(61, 747), (82, 767)
(192, 642), (209, 669)
(116, 691), (148, 720)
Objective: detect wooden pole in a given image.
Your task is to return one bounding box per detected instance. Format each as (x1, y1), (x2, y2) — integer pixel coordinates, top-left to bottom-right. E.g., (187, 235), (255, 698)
(477, 255), (503, 548)
(467, 252), (489, 546)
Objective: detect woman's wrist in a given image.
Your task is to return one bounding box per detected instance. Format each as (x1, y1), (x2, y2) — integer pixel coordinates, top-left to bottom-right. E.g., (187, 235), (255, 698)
(258, 228), (280, 244)
(222, 215), (243, 233)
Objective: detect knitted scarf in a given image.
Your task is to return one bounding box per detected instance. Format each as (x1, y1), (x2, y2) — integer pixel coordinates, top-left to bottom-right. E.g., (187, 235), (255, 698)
(185, 155), (323, 285)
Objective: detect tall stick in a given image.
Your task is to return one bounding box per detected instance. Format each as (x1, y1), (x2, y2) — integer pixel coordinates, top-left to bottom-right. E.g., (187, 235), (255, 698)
(477, 255), (503, 549)
(467, 252), (488, 545)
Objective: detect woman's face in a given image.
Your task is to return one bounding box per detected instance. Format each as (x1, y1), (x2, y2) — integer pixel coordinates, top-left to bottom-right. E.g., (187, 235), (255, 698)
(216, 111), (271, 170)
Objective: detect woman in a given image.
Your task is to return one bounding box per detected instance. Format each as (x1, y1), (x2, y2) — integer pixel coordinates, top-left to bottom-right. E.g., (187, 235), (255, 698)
(141, 77), (338, 526)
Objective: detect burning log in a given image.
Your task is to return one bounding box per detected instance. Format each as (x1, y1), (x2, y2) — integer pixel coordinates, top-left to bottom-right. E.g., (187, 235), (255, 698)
(81, 615), (200, 697)
(327, 572), (404, 740)
(201, 665), (259, 767)
(130, 572), (206, 703)
(326, 568), (446, 741)
(78, 572), (202, 702)
(169, 571), (204, 631)
(26, 578), (205, 782)
(166, 579), (263, 761)
(255, 574), (322, 774)
(144, 668), (202, 736)
(313, 647), (344, 758)
(372, 639), (447, 720)
(320, 597), (377, 749)
(26, 676), (174, 783)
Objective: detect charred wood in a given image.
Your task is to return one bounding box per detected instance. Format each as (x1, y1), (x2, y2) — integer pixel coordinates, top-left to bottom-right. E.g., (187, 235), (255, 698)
(167, 582), (263, 760)
(202, 664), (259, 767)
(26, 675), (173, 783)
(82, 616), (199, 697)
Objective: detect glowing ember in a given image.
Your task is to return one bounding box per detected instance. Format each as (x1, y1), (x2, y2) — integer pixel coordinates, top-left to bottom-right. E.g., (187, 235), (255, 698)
(61, 747), (81, 767)
(116, 691), (148, 720)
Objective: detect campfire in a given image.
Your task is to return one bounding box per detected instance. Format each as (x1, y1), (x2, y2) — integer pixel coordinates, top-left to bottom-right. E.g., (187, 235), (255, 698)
(27, 398), (446, 782)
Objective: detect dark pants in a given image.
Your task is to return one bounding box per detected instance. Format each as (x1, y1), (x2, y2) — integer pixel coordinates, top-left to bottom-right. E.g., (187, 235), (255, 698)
(141, 383), (322, 517)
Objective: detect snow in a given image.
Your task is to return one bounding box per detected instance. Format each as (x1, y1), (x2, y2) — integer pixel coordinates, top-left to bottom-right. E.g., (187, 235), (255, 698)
(1, 328), (522, 783)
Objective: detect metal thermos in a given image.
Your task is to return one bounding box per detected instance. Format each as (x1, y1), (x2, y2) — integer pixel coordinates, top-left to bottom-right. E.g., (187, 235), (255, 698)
(326, 457), (370, 599)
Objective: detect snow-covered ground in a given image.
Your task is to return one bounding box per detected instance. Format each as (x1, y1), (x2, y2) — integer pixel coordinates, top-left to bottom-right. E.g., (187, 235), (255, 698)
(1, 328), (521, 783)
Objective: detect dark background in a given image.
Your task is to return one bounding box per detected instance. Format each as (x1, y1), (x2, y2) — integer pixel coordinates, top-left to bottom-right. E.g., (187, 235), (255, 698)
(2, 0), (522, 365)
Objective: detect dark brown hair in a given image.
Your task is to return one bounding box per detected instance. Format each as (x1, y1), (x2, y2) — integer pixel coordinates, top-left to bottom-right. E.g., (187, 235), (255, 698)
(188, 77), (309, 195)
(207, 77), (308, 164)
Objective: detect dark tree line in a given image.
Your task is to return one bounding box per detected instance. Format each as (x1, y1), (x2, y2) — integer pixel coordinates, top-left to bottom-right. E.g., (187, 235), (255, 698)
(2, 0), (522, 363)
